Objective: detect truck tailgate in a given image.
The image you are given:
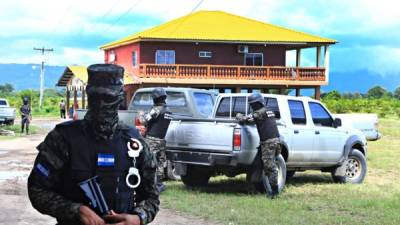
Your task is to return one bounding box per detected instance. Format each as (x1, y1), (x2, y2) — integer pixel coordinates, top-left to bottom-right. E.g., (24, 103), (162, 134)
(166, 118), (236, 153)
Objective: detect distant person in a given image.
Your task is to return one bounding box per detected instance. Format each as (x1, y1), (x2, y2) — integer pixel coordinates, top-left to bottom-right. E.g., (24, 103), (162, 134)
(69, 106), (74, 119)
(20, 96), (31, 135)
(59, 100), (66, 119)
(236, 93), (281, 198)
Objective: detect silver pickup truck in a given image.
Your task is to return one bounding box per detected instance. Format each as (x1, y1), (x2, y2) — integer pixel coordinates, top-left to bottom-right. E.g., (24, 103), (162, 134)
(0, 98), (16, 125)
(166, 93), (368, 192)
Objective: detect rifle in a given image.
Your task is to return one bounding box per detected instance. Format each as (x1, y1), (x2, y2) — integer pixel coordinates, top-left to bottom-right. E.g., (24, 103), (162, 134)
(79, 176), (110, 216)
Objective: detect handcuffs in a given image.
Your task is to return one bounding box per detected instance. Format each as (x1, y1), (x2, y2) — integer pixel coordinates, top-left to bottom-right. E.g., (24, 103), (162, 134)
(126, 138), (143, 189)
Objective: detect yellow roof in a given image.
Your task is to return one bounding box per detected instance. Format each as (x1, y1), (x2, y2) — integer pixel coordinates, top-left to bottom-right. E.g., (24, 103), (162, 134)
(69, 65), (88, 82)
(57, 65), (140, 86)
(101, 10), (336, 50)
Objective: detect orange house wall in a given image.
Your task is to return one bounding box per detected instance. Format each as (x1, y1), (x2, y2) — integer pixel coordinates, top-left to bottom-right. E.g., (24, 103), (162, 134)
(104, 41), (287, 74)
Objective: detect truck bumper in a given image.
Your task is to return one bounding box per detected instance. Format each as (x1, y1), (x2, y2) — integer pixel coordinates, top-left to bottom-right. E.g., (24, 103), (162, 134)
(166, 150), (238, 166)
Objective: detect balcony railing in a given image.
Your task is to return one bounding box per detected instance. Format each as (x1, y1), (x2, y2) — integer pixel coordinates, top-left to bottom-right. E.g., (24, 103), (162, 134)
(137, 64), (325, 81)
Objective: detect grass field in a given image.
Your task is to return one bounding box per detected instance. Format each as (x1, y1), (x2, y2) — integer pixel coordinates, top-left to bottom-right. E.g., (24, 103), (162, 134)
(0, 124), (41, 140)
(162, 118), (400, 225)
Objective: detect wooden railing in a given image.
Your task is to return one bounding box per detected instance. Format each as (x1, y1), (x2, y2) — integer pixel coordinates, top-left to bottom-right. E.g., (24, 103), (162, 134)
(138, 64), (325, 81)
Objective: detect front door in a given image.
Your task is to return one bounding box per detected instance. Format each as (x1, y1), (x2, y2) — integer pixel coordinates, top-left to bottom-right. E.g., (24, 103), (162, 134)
(308, 102), (347, 163)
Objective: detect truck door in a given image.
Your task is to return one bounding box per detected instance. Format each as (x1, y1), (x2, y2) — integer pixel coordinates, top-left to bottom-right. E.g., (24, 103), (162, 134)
(287, 100), (315, 164)
(308, 102), (347, 163)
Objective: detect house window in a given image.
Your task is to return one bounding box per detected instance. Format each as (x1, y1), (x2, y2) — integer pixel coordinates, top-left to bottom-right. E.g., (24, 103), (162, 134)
(244, 53), (263, 66)
(155, 50), (175, 64)
(109, 50), (116, 63)
(199, 51), (212, 58)
(132, 51), (138, 67)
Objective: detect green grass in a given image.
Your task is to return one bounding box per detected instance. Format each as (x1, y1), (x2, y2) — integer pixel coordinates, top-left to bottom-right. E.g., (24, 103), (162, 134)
(0, 124), (42, 140)
(161, 118), (400, 225)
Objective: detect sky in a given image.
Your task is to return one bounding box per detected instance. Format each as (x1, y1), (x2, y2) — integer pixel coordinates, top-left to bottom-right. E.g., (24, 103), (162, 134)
(0, 0), (400, 78)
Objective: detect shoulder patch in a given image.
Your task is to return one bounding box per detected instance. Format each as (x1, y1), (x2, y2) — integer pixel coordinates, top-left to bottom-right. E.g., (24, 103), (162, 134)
(36, 163), (50, 177)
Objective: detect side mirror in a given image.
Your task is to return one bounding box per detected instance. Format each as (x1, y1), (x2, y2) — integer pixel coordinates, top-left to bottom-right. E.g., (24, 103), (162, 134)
(333, 118), (342, 128)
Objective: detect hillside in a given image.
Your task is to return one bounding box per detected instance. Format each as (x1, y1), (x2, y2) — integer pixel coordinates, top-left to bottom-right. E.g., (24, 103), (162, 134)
(0, 63), (65, 90)
(0, 63), (399, 93)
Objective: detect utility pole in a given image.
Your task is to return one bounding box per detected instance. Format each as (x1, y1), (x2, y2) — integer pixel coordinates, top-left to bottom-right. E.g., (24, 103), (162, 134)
(33, 47), (53, 108)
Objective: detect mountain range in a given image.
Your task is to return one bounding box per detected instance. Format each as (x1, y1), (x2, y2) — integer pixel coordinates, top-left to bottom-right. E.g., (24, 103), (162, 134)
(0, 63), (399, 93)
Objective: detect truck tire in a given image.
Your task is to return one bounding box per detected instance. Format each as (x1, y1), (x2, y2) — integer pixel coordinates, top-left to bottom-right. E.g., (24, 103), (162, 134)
(166, 160), (181, 181)
(286, 171), (296, 180)
(331, 149), (367, 184)
(254, 154), (287, 193)
(181, 165), (211, 187)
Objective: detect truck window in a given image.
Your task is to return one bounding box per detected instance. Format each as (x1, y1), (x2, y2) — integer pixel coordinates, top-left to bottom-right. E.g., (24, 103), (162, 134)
(193, 93), (214, 117)
(288, 100), (307, 125)
(215, 97), (232, 117)
(309, 102), (333, 127)
(232, 97), (248, 116)
(130, 91), (191, 116)
(0, 100), (6, 106)
(264, 97), (281, 119)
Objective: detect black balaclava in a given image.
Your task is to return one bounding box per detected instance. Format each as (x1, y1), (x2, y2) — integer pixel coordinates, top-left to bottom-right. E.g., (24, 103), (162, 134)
(250, 102), (264, 111)
(84, 64), (124, 141)
(23, 97), (29, 105)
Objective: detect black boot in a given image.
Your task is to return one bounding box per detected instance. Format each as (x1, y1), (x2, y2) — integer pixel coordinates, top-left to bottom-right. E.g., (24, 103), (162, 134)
(269, 185), (279, 199)
(156, 176), (166, 193)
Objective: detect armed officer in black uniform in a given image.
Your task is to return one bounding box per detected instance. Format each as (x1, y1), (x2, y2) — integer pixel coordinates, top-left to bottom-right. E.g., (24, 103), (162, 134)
(28, 64), (159, 225)
(20, 96), (31, 134)
(236, 93), (281, 198)
(140, 87), (172, 192)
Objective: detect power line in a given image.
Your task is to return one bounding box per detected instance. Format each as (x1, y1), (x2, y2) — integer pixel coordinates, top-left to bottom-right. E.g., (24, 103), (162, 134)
(98, 0), (123, 21)
(103, 0), (143, 33)
(33, 47), (54, 108)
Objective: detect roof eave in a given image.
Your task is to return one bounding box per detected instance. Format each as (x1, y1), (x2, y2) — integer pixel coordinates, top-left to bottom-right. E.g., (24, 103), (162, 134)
(100, 37), (337, 50)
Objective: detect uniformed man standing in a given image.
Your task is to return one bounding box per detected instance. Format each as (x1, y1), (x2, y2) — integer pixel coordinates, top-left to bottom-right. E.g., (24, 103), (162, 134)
(236, 93), (281, 198)
(20, 96), (31, 134)
(28, 64), (159, 225)
(140, 88), (172, 193)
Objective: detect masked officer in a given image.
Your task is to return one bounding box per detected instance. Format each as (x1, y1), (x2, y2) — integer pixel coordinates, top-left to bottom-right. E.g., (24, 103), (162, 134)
(28, 64), (159, 225)
(140, 87), (172, 193)
(20, 96), (31, 134)
(236, 93), (281, 198)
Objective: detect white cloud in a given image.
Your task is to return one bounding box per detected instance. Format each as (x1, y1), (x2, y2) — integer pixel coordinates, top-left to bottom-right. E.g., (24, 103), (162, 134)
(0, 0), (399, 76)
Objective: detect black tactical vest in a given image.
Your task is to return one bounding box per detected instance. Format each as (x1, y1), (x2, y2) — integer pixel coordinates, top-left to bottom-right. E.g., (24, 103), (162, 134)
(254, 107), (280, 141)
(55, 120), (141, 222)
(146, 105), (172, 139)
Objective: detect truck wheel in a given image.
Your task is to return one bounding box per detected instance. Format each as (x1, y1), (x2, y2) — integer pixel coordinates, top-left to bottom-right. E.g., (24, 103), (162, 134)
(181, 165), (211, 187)
(166, 160), (181, 181)
(331, 149), (367, 184)
(9, 120), (14, 126)
(286, 171), (296, 181)
(254, 154), (287, 193)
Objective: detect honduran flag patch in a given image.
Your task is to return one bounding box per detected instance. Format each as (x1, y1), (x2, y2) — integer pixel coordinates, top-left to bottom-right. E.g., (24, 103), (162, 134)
(97, 154), (115, 167)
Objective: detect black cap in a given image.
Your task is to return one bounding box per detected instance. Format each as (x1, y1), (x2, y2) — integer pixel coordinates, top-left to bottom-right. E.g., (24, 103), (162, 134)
(87, 64), (124, 86)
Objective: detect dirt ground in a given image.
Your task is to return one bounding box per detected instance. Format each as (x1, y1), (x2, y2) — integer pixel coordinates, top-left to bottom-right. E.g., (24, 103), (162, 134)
(0, 118), (219, 225)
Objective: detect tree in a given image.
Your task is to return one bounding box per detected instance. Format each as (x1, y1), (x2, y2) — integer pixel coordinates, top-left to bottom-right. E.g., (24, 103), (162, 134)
(0, 83), (14, 94)
(394, 87), (400, 99)
(366, 86), (387, 99)
(323, 90), (341, 100)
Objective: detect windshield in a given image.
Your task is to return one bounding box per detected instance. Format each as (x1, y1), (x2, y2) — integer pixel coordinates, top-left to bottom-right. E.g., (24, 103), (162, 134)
(0, 100), (7, 106)
(193, 93), (214, 118)
(130, 91), (192, 116)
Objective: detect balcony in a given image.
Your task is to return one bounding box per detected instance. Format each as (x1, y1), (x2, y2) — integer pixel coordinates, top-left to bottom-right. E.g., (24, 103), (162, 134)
(135, 64), (326, 86)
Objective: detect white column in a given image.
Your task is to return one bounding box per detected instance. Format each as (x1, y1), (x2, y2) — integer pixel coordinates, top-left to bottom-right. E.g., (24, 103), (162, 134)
(316, 46), (321, 68)
(324, 45), (330, 83)
(296, 48), (301, 67)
